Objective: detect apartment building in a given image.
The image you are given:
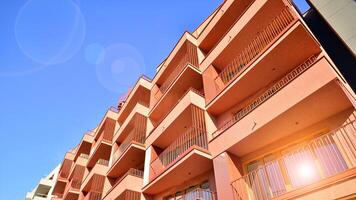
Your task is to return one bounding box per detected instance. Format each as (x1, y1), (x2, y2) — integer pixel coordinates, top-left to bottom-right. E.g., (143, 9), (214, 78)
(26, 165), (60, 200)
(51, 0), (356, 200)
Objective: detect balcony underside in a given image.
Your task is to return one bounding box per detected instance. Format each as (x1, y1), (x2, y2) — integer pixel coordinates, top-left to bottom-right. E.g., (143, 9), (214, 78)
(207, 22), (321, 115)
(150, 64), (202, 122)
(87, 142), (111, 168)
(107, 143), (145, 178)
(143, 148), (212, 195)
(228, 80), (353, 157)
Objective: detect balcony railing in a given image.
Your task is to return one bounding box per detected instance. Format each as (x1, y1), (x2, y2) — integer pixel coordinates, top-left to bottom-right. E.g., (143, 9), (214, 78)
(215, 7), (296, 91)
(150, 127), (208, 178)
(80, 153), (89, 159)
(112, 129), (146, 165)
(155, 41), (199, 103)
(117, 168), (143, 184)
(136, 100), (150, 108)
(52, 193), (63, 198)
(213, 55), (318, 137)
(231, 120), (356, 200)
(84, 192), (102, 200)
(109, 106), (119, 113)
(91, 132), (112, 155)
(181, 188), (217, 200)
(147, 88), (205, 139)
(96, 159), (109, 166)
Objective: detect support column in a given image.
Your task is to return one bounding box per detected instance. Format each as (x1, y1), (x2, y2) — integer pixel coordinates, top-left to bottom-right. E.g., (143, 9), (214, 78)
(213, 152), (243, 200)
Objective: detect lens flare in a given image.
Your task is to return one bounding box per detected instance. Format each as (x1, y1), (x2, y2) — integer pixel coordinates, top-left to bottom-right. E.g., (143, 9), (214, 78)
(298, 162), (315, 180)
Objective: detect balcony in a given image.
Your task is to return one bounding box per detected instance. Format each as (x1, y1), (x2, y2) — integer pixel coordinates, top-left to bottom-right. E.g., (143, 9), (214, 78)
(81, 159), (109, 192)
(51, 193), (63, 200)
(113, 103), (149, 144)
(146, 89), (206, 147)
(51, 181), (66, 199)
(213, 55), (318, 138)
(103, 169), (143, 200)
(87, 131), (113, 168)
(168, 188), (217, 200)
(159, 42), (199, 95)
(231, 120), (356, 200)
(150, 64), (203, 125)
(144, 127), (213, 194)
(113, 190), (141, 200)
(198, 0), (254, 54)
(73, 133), (93, 162)
(117, 76), (151, 125)
(62, 178), (81, 200)
(107, 128), (146, 178)
(58, 158), (74, 182)
(214, 7), (295, 87)
(64, 164), (86, 200)
(202, 3), (321, 114)
(209, 56), (354, 156)
(68, 153), (88, 179)
(83, 192), (102, 200)
(150, 38), (201, 122)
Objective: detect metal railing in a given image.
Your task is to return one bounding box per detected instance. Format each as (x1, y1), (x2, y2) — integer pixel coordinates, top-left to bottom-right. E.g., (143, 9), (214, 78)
(215, 7), (295, 90)
(155, 41), (199, 105)
(231, 120), (356, 200)
(52, 193), (63, 198)
(182, 188), (217, 200)
(116, 168), (143, 187)
(96, 159), (109, 166)
(104, 169), (143, 199)
(109, 106), (119, 113)
(150, 127), (208, 178)
(214, 55), (318, 137)
(112, 129), (146, 165)
(147, 88), (205, 139)
(80, 153), (89, 159)
(91, 132), (112, 155)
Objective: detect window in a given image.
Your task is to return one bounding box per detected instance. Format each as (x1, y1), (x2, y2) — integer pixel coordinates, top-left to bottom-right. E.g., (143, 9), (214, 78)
(263, 155), (286, 196)
(246, 160), (271, 200)
(282, 145), (320, 187)
(163, 180), (213, 200)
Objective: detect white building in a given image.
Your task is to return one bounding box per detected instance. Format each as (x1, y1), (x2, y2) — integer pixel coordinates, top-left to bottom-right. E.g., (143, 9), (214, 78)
(25, 165), (60, 200)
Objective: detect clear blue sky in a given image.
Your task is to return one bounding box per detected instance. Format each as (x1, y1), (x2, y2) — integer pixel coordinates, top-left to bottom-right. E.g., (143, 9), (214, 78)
(0, 0), (309, 199)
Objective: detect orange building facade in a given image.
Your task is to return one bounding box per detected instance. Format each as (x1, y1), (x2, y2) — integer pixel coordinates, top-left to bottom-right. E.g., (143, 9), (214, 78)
(51, 0), (356, 200)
